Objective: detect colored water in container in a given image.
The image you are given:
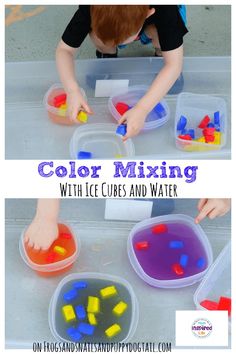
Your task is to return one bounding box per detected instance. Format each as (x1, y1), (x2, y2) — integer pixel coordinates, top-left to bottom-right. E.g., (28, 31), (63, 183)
(54, 278), (132, 343)
(45, 85), (87, 126)
(46, 88), (73, 125)
(25, 223), (76, 266)
(132, 222), (208, 280)
(109, 87), (169, 130)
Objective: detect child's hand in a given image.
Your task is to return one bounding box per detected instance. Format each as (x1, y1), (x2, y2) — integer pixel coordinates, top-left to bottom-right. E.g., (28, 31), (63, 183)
(118, 105), (147, 141)
(195, 198), (231, 224)
(66, 87), (93, 123)
(24, 216), (59, 251)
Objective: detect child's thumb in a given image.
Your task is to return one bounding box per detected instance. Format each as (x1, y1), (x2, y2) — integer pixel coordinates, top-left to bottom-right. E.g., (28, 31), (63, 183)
(122, 131), (132, 142)
(118, 116), (127, 125)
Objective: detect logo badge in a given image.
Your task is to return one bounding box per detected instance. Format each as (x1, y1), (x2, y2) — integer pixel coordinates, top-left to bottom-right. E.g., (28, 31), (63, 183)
(191, 318), (213, 338)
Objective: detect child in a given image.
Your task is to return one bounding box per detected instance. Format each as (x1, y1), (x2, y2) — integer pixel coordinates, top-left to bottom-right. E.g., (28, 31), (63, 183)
(25, 198), (231, 250)
(56, 5), (188, 140)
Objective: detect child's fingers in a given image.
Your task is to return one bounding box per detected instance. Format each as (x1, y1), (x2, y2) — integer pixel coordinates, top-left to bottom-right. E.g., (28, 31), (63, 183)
(197, 198), (207, 211)
(118, 116), (127, 125)
(69, 103), (93, 122)
(207, 205), (230, 219)
(207, 208), (221, 220)
(122, 131), (136, 142)
(195, 204), (213, 224)
(82, 102), (93, 115)
(70, 107), (80, 122)
(27, 239), (34, 248)
(122, 125), (141, 141)
(195, 213), (204, 224)
(33, 243), (41, 251)
(24, 234), (29, 243)
(122, 128), (133, 142)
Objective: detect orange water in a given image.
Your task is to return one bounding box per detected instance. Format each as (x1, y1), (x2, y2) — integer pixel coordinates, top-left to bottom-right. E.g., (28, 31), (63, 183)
(24, 223), (77, 276)
(47, 88), (74, 126)
(48, 111), (74, 126)
(36, 263), (74, 277)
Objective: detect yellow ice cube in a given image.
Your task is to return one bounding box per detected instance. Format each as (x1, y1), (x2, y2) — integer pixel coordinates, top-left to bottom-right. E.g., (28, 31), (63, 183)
(77, 111), (88, 123)
(105, 324), (121, 338)
(88, 313), (97, 325)
(112, 301), (128, 316)
(53, 245), (66, 256)
(58, 103), (67, 117)
(87, 296), (100, 314)
(62, 305), (76, 322)
(100, 286), (117, 299)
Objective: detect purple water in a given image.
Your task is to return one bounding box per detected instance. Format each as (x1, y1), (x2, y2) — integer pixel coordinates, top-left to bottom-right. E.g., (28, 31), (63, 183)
(132, 221), (208, 280)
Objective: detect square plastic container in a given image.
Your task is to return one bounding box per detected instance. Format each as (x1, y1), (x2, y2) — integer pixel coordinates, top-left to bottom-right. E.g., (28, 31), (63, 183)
(108, 85), (170, 131)
(19, 222), (80, 277)
(48, 272), (139, 343)
(70, 123), (135, 159)
(127, 214), (213, 288)
(43, 83), (87, 125)
(175, 92), (227, 152)
(194, 242), (231, 329)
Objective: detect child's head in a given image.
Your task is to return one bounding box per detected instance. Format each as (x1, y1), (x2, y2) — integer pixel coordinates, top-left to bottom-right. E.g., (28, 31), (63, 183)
(91, 5), (155, 46)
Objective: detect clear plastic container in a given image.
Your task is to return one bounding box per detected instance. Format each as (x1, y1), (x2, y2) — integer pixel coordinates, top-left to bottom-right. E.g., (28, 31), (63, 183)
(175, 92), (227, 152)
(108, 85), (170, 131)
(70, 123), (135, 159)
(194, 242), (231, 329)
(127, 214), (213, 288)
(43, 83), (87, 125)
(48, 272), (139, 343)
(6, 59), (231, 160)
(19, 222), (80, 277)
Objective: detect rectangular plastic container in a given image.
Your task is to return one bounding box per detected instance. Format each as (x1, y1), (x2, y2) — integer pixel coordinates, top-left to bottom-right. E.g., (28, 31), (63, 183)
(194, 242), (231, 329)
(43, 83), (87, 125)
(175, 92), (227, 152)
(108, 85), (170, 131)
(19, 222), (80, 277)
(48, 272), (139, 343)
(128, 214), (213, 288)
(70, 123), (135, 159)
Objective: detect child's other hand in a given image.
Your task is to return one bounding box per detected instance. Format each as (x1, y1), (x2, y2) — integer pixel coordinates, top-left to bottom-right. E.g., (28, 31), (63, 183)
(66, 87), (93, 123)
(24, 216), (59, 251)
(195, 198), (231, 224)
(118, 105), (147, 141)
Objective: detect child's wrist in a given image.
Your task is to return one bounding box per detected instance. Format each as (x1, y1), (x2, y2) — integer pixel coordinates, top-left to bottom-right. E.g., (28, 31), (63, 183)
(65, 82), (80, 94)
(35, 211), (58, 223)
(135, 102), (151, 116)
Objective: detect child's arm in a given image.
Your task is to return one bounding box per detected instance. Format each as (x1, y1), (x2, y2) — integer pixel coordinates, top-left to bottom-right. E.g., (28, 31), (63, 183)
(119, 45), (183, 141)
(56, 40), (93, 122)
(24, 199), (60, 250)
(195, 198), (231, 224)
